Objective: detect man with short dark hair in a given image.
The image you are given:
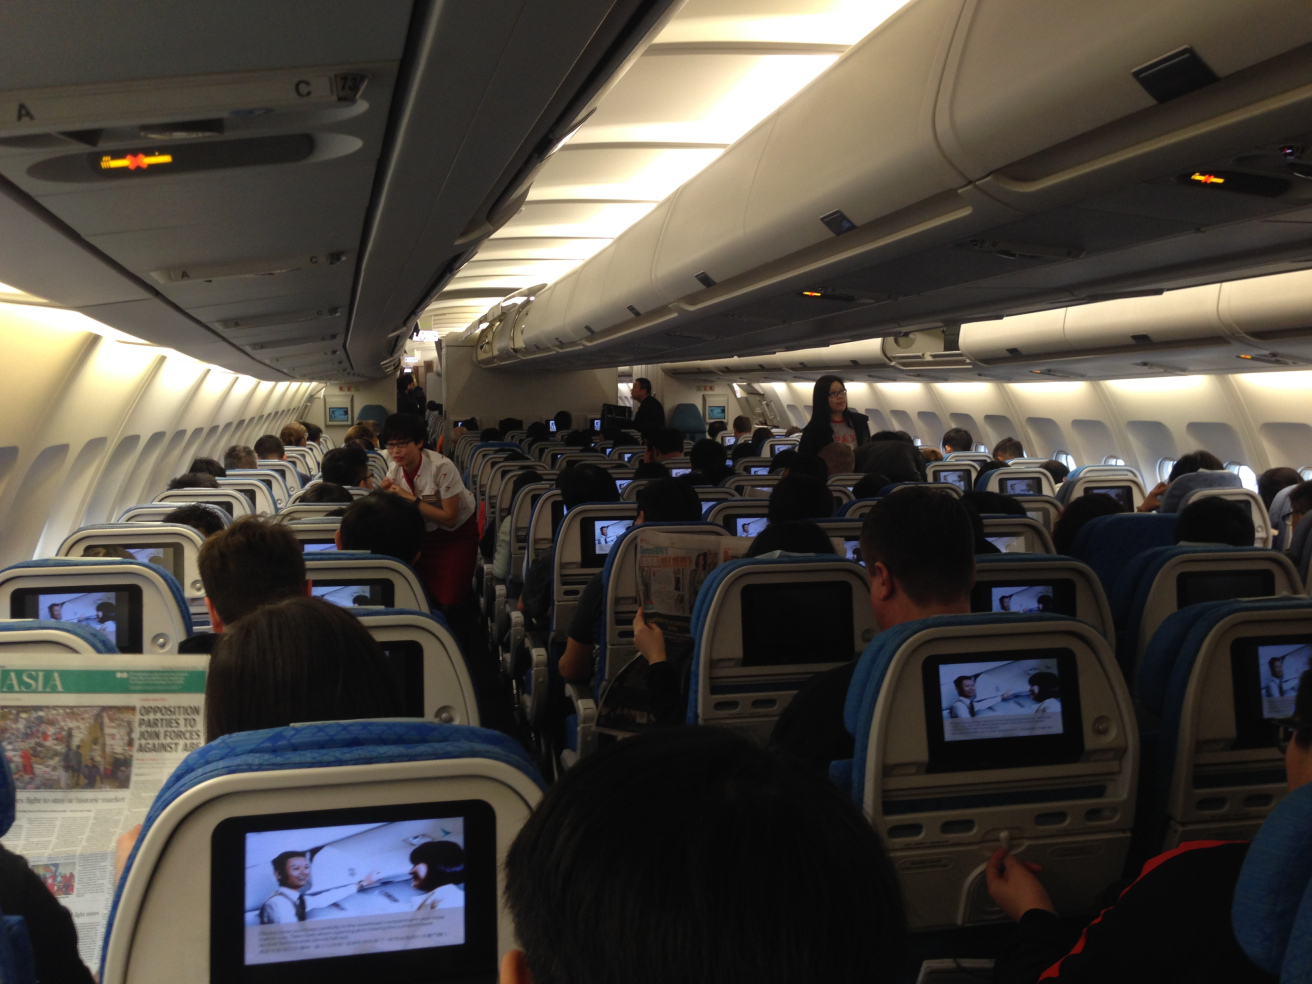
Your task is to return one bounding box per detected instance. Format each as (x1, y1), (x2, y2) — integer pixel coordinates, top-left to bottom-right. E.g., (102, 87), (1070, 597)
(321, 445), (371, 488)
(167, 471), (218, 490)
(338, 493), (425, 565)
(644, 427), (683, 464)
(195, 516), (308, 633)
(769, 486), (975, 768)
(223, 445), (257, 470)
(298, 421), (323, 445)
(993, 436), (1024, 461)
(254, 434), (286, 461)
(631, 376), (665, 438)
(943, 427), (974, 454)
(732, 414), (753, 443)
(767, 473), (834, 524)
(298, 482), (354, 505)
(1174, 496), (1255, 546)
(163, 504), (226, 538)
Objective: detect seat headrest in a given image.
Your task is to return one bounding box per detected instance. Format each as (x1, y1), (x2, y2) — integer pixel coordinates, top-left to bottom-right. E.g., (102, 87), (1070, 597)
(0, 619), (120, 653)
(1160, 469), (1242, 514)
(1234, 781), (1312, 974)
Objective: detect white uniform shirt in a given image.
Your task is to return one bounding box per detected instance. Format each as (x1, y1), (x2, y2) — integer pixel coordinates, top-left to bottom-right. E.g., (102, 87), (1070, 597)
(414, 882), (464, 911)
(386, 449), (475, 533)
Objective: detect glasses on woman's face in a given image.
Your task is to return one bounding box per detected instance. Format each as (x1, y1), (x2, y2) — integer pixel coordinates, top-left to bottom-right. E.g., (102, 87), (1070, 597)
(829, 388), (847, 398)
(386, 440), (415, 450)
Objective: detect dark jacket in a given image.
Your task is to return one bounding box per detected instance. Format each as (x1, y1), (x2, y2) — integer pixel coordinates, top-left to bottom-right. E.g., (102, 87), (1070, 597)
(797, 410), (870, 456)
(632, 396), (665, 438)
(854, 439), (926, 484)
(0, 845), (95, 984)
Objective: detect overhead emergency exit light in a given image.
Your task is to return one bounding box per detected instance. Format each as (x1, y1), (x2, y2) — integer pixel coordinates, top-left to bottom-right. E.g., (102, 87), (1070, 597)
(99, 152), (173, 171)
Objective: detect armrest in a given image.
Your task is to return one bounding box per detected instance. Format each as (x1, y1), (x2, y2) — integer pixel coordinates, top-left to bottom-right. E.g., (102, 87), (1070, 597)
(502, 610), (524, 677)
(562, 680), (598, 764)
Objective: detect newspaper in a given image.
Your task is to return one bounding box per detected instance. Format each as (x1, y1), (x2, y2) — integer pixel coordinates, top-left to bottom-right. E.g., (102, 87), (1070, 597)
(596, 532), (751, 736)
(0, 657), (208, 970)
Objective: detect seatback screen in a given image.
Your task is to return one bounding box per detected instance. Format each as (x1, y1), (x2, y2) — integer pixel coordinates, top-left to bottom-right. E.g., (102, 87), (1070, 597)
(971, 579), (1075, 616)
(301, 541), (337, 553)
(939, 469), (972, 493)
(921, 650), (1084, 772)
(379, 639), (425, 719)
(669, 467), (690, 477)
(1230, 635), (1311, 749)
(1001, 476), (1040, 496)
(311, 581), (394, 609)
(748, 466), (769, 476)
(1176, 569), (1276, 608)
(12, 585), (145, 653)
(733, 516), (769, 538)
(1085, 486), (1131, 510)
(211, 801), (496, 984)
(579, 517), (635, 567)
(740, 582), (854, 668)
(985, 535), (1024, 554)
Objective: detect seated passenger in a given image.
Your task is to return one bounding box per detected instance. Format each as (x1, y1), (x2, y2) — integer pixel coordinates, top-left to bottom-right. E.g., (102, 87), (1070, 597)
(855, 437), (925, 484)
(321, 444), (372, 488)
(746, 520), (839, 558)
(853, 472), (891, 500)
(553, 410), (573, 434)
(481, 426), (504, 443)
(730, 441), (759, 465)
(784, 425), (803, 437)
(781, 453), (829, 482)
(501, 727), (904, 984)
(633, 460), (671, 481)
(1040, 458), (1069, 485)
(337, 492), (425, 566)
(188, 456), (226, 478)
(644, 427), (684, 465)
(167, 470), (218, 490)
(378, 412), (478, 609)
(769, 487), (974, 769)
(1258, 466), (1301, 510)
(731, 414), (754, 444)
(706, 420), (727, 440)
(492, 469), (551, 582)
(163, 503), (226, 538)
(1051, 492), (1125, 554)
(223, 444), (257, 470)
(819, 442), (857, 475)
(297, 481), (354, 505)
(344, 423), (378, 449)
(254, 433), (287, 462)
(205, 596), (403, 741)
(993, 437), (1024, 461)
(986, 668), (1312, 984)
(688, 438), (731, 485)
(499, 416), (523, 434)
(751, 426), (774, 455)
(1173, 496), (1255, 546)
(1139, 450), (1225, 512)
(280, 422), (308, 447)
(557, 478), (701, 682)
(179, 516), (308, 652)
(767, 474), (835, 523)
(298, 421), (323, 446)
(524, 421), (550, 448)
(961, 489), (1027, 517)
(942, 427), (974, 455)
(920, 446), (944, 464)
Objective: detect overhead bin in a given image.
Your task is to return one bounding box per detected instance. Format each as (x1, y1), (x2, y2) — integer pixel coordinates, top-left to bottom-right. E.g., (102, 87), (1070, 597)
(1219, 269), (1312, 341)
(664, 339), (893, 378)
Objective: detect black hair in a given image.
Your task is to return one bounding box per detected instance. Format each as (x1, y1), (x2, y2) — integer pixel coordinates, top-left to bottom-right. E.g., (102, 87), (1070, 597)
(271, 851), (307, 883)
(554, 410), (574, 431)
(503, 727), (904, 984)
(960, 490), (1027, 518)
(732, 415), (752, 434)
(168, 471), (218, 490)
(785, 454), (829, 482)
(525, 421), (550, 443)
(558, 463), (620, 508)
(1029, 671), (1061, 702)
(751, 427), (773, 454)
(1052, 492), (1125, 554)
(992, 437), (1023, 459)
(300, 421), (323, 443)
(731, 442), (757, 463)
(1173, 496), (1255, 546)
(163, 504), (226, 538)
(647, 427), (684, 455)
(770, 449), (799, 474)
(805, 375), (845, 433)
(499, 417), (524, 433)
(870, 431), (901, 442)
(1039, 459), (1069, 484)
(852, 473), (890, 500)
(1168, 450), (1224, 483)
(690, 438), (729, 475)
(633, 378), (652, 395)
(636, 478), (702, 522)
(768, 474), (835, 523)
(189, 457), (226, 478)
(409, 841), (465, 892)
(340, 493), (425, 562)
(706, 421), (727, 439)
(198, 516), (306, 625)
(254, 435), (284, 459)
(860, 487), (974, 606)
(480, 427), (503, 443)
(1258, 467), (1302, 509)
(747, 520), (839, 557)
(321, 445), (369, 487)
(205, 596), (403, 742)
(299, 482), (355, 504)
(634, 461), (671, 481)
(381, 413), (428, 446)
(942, 427), (973, 453)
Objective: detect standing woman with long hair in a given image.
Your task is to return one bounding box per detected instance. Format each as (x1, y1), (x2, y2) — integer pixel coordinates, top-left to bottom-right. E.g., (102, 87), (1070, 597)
(798, 375), (871, 456)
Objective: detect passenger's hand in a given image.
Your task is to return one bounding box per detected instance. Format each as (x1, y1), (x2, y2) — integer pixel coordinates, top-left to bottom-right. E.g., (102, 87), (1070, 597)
(1138, 481), (1167, 512)
(379, 478), (397, 492)
(633, 609), (667, 664)
(985, 846), (1055, 921)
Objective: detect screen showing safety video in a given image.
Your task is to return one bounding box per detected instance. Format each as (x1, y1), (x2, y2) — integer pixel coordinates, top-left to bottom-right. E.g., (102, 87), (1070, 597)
(734, 516), (770, 538)
(986, 535), (1025, 553)
(19, 590), (129, 648)
(1257, 641), (1310, 721)
(590, 519), (633, 557)
(939, 469), (971, 492)
(242, 818), (466, 966)
(1001, 476), (1040, 496)
(311, 583), (388, 609)
(991, 585), (1057, 614)
(936, 656), (1066, 742)
(669, 468), (690, 477)
(1086, 486), (1131, 509)
(302, 541), (337, 553)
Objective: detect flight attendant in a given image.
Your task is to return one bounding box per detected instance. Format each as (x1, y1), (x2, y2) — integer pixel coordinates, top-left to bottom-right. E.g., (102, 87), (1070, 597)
(379, 413), (478, 607)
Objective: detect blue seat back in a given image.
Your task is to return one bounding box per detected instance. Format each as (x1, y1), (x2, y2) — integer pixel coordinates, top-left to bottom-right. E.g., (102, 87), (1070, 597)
(0, 619), (119, 654)
(1068, 513), (1176, 597)
(1159, 469), (1242, 514)
(349, 608), (478, 726)
(702, 499), (769, 536)
(973, 553), (1113, 640)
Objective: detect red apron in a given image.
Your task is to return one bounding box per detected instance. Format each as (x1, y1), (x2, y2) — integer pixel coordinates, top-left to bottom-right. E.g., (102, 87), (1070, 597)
(402, 463), (477, 607)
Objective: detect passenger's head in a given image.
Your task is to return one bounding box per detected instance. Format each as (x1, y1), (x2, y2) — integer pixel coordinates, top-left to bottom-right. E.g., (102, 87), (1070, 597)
(853, 473), (890, 500)
(499, 417), (523, 434)
(298, 481), (354, 504)
(747, 521), (839, 558)
(409, 841), (465, 893)
(992, 437), (1023, 461)
(920, 447), (943, 464)
(344, 424), (377, 449)
(630, 377), (652, 402)
(552, 410), (573, 432)
(482, 427), (504, 443)
(204, 596), (402, 742)
(817, 442), (856, 476)
(1039, 459), (1069, 485)
(189, 457), (226, 478)
(336, 493), (425, 563)
(1051, 492), (1125, 554)
(1290, 481), (1312, 530)
(635, 478), (702, 523)
(502, 727), (904, 984)
(525, 421), (551, 445)
(808, 375), (847, 428)
(784, 453), (829, 482)
(768, 474), (834, 524)
(706, 421), (727, 439)
(1173, 496), (1255, 546)
(860, 487), (974, 627)
(730, 442), (757, 464)
(163, 504), (226, 538)
(197, 516), (307, 631)
(280, 422), (308, 447)
(645, 427), (684, 460)
(1259, 467), (1302, 509)
(1282, 669), (1312, 790)
(223, 445), (257, 470)
(167, 471), (218, 490)
(321, 445), (370, 487)
(299, 421), (323, 444)
(751, 427), (773, 453)
(960, 490), (1026, 518)
(942, 428), (973, 454)
(1168, 450), (1224, 482)
(558, 463), (620, 508)
(690, 439), (728, 476)
(731, 414), (752, 436)
(254, 434), (285, 460)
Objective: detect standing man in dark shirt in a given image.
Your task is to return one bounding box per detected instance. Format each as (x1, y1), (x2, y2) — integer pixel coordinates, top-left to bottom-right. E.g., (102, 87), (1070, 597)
(630, 377), (665, 438)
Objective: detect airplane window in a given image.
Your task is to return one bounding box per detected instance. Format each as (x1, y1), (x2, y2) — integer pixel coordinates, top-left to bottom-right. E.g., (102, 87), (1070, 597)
(1158, 458), (1178, 483)
(1103, 455), (1126, 466)
(912, 437), (923, 446)
(1227, 462), (1259, 492)
(974, 444), (990, 454)
(1302, 468), (1312, 481)
(1054, 451), (1076, 470)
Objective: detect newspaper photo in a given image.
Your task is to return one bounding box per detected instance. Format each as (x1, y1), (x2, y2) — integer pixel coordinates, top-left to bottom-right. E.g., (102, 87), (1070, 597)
(0, 658), (208, 970)
(595, 532), (751, 738)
